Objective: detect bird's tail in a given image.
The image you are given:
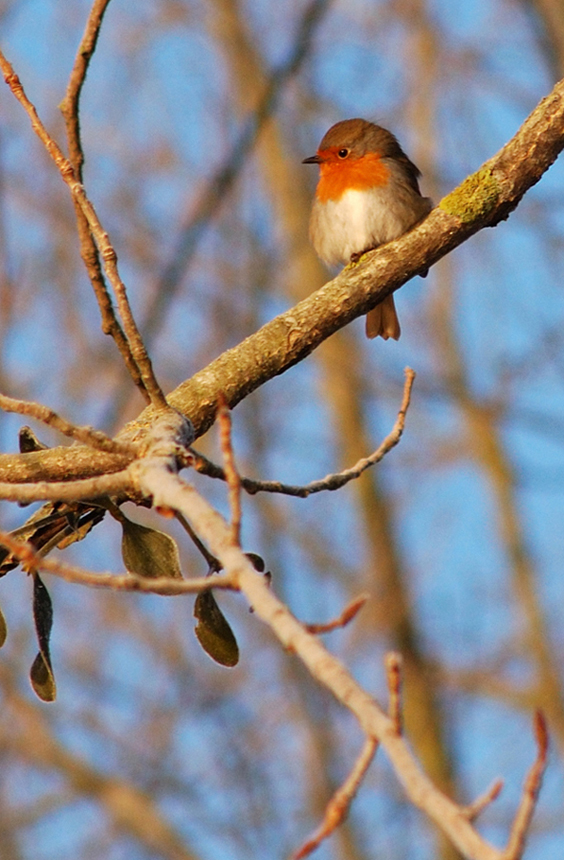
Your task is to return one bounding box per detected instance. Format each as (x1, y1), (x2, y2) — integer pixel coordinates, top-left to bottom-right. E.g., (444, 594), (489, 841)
(365, 294), (401, 340)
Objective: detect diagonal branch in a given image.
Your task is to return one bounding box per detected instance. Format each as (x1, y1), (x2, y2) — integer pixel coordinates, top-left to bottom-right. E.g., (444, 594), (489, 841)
(129, 75), (564, 439)
(132, 420), (546, 860)
(0, 78), (563, 483)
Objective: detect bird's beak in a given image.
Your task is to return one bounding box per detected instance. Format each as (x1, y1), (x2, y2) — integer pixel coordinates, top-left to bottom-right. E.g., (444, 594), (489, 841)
(302, 154), (321, 164)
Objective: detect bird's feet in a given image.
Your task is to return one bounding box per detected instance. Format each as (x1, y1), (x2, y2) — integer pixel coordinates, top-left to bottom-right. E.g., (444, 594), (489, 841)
(348, 247), (375, 266)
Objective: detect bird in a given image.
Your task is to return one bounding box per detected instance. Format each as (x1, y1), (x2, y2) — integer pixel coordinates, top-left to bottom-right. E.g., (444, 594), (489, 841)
(303, 118), (432, 340)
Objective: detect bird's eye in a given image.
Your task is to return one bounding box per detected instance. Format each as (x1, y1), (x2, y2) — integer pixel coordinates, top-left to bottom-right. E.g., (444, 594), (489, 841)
(337, 148), (349, 159)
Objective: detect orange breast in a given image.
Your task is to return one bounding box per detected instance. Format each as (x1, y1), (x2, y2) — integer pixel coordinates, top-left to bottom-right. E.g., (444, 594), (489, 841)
(316, 152), (390, 203)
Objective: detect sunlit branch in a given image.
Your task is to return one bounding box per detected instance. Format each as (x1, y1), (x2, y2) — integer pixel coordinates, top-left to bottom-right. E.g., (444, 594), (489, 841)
(462, 779), (504, 822)
(304, 592), (369, 634)
(503, 711), (548, 860)
(131, 417), (546, 860)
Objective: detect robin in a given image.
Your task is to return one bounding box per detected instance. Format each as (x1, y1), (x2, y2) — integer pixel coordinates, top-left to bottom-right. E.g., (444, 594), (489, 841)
(303, 118), (432, 340)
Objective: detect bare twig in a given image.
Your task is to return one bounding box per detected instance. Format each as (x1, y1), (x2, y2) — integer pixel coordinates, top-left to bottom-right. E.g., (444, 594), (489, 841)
(134, 464), (489, 858)
(386, 652), (403, 735)
(58, 0), (147, 399)
(190, 368), (416, 496)
(60, 0), (112, 181)
(0, 49), (166, 409)
(217, 395), (242, 544)
(304, 593), (369, 634)
(0, 391), (137, 455)
(462, 779), (504, 822)
(292, 736), (378, 860)
(0, 528), (235, 594)
(175, 512), (220, 571)
(504, 711), (548, 860)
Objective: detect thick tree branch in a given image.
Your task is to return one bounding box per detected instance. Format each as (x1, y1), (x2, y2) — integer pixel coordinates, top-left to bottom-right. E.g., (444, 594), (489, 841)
(126, 75), (564, 436)
(0, 78), (563, 485)
(0, 446), (131, 485)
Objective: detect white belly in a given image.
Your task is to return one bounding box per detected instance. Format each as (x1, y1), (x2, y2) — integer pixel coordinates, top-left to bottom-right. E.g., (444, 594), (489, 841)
(310, 187), (421, 267)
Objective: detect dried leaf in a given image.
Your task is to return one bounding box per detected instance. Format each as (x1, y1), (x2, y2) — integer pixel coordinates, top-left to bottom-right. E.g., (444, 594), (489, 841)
(121, 516), (182, 579)
(19, 425), (48, 452)
(194, 591), (239, 667)
(56, 513), (101, 550)
(0, 504), (106, 577)
(30, 573), (56, 702)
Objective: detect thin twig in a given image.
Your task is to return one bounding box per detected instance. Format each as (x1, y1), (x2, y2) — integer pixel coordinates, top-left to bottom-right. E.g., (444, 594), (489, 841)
(305, 593), (369, 634)
(0, 529), (235, 594)
(60, 0), (113, 181)
(504, 710), (548, 859)
(0, 49), (166, 409)
(386, 652), (403, 735)
(175, 512), (220, 571)
(292, 737), (378, 860)
(58, 0), (147, 400)
(462, 779), (504, 822)
(190, 368), (416, 496)
(217, 395), (242, 544)
(0, 391), (137, 455)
